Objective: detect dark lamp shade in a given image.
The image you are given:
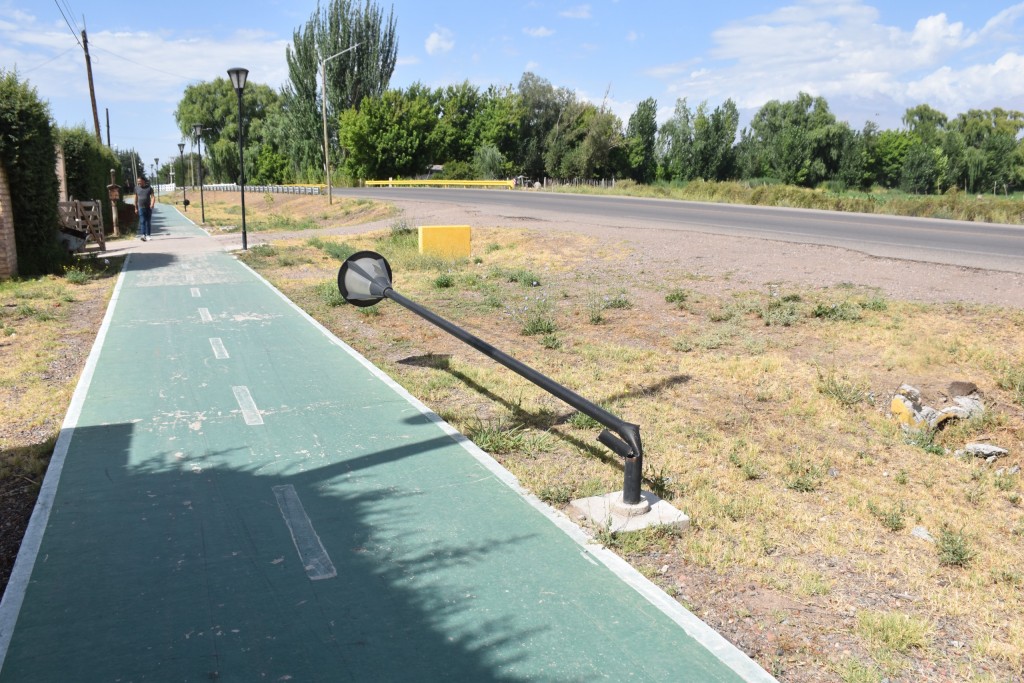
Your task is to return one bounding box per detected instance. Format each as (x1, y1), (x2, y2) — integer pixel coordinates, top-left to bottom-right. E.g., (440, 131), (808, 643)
(227, 67), (249, 92)
(337, 251), (393, 307)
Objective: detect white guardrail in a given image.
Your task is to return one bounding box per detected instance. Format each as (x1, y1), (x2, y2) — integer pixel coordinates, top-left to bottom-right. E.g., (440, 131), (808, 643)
(203, 183), (323, 195)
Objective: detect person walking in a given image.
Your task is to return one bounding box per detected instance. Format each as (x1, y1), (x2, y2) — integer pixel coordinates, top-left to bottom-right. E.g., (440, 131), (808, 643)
(135, 176), (155, 241)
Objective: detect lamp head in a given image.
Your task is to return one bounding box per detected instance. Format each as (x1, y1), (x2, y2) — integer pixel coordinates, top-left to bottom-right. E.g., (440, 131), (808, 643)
(337, 251), (393, 307)
(192, 123), (202, 137)
(178, 142), (185, 154)
(227, 67), (249, 92)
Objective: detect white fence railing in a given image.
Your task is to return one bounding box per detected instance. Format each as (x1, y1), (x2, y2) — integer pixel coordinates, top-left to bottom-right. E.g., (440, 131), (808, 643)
(203, 183), (323, 195)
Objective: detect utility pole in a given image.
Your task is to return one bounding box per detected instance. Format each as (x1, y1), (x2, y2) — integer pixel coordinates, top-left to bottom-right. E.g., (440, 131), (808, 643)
(81, 27), (102, 144)
(105, 108), (111, 147)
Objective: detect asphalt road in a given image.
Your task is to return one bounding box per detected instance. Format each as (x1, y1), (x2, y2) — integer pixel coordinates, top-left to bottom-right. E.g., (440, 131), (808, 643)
(331, 188), (1024, 274)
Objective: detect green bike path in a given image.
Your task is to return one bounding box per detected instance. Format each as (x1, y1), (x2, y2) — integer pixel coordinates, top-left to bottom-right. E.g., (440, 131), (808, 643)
(0, 205), (774, 682)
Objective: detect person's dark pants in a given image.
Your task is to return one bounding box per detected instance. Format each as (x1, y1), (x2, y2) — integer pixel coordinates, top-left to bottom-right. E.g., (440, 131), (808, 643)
(138, 207), (152, 237)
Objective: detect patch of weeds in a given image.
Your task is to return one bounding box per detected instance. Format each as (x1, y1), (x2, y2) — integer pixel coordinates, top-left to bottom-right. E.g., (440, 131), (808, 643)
(937, 526), (976, 568)
(472, 256), (483, 264)
(321, 241), (356, 261)
(602, 290), (632, 310)
(696, 327), (735, 351)
(467, 420), (528, 454)
(482, 292), (504, 309)
(813, 300), (862, 321)
(671, 336), (694, 352)
(665, 288), (689, 308)
(996, 363), (1024, 408)
(728, 440), (763, 480)
(506, 268), (540, 287)
(904, 428), (945, 455)
(856, 610), (930, 653)
(759, 296), (803, 326)
(358, 305), (381, 317)
(63, 266), (93, 285)
(867, 500), (907, 531)
(860, 294), (888, 311)
(798, 571), (831, 597)
(433, 272), (455, 289)
(313, 280), (345, 307)
(707, 306), (736, 323)
(895, 469), (909, 485)
(485, 242), (502, 253)
(248, 244), (277, 258)
(601, 525), (679, 554)
(644, 464), (674, 499)
(835, 658), (883, 683)
(390, 220), (414, 237)
(540, 334), (562, 349)
(518, 300), (557, 336)
(568, 411), (602, 430)
(538, 483), (574, 506)
(990, 569), (1024, 588)
(816, 369), (866, 406)
(587, 297), (605, 324)
(785, 457), (824, 492)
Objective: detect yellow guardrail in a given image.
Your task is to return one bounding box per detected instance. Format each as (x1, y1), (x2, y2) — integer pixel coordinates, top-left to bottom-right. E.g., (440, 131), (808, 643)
(364, 179), (514, 189)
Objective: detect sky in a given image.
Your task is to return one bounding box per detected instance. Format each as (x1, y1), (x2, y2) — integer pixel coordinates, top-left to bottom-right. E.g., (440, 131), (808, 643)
(2, 0), (1023, 173)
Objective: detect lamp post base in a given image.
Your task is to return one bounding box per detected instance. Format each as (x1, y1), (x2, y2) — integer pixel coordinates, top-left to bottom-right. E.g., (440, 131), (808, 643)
(569, 490), (689, 534)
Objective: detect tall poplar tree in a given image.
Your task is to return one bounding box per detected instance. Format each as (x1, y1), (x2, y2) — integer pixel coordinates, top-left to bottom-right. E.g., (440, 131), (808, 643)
(285, 0), (398, 180)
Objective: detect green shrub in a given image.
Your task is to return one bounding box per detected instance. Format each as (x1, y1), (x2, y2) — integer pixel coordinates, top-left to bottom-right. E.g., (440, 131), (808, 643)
(0, 70), (66, 276)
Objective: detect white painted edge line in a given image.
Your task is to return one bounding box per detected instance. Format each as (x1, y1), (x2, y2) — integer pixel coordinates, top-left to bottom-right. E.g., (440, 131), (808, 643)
(198, 307), (212, 323)
(271, 485), (337, 580)
(237, 259), (776, 682)
(191, 288), (201, 298)
(209, 338), (229, 360)
(0, 255), (132, 672)
(232, 386), (264, 425)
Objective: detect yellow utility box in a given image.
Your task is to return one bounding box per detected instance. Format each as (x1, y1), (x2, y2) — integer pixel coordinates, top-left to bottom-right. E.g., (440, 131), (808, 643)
(418, 225), (472, 258)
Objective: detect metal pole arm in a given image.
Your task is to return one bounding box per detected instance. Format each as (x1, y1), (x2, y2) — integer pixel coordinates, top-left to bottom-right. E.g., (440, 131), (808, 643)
(384, 288), (642, 462)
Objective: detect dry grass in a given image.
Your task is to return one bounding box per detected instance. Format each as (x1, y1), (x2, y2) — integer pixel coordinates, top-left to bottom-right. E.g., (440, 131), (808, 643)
(557, 180), (1024, 225)
(241, 223), (1024, 682)
(0, 255), (123, 482)
(161, 189), (395, 234)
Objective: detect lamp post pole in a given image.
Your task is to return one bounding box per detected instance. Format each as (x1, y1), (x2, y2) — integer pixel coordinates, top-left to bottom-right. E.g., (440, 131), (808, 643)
(227, 67), (249, 250)
(177, 142), (187, 211)
(153, 158), (160, 199)
(320, 43), (359, 205)
(192, 124), (206, 223)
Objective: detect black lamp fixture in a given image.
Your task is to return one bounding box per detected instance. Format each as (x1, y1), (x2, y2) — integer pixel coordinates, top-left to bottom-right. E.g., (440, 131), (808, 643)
(177, 141), (187, 211)
(227, 67), (249, 250)
(153, 157), (160, 198)
(192, 123), (206, 223)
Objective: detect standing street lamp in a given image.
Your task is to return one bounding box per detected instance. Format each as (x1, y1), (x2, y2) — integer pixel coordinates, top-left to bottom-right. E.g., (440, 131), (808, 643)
(227, 67), (249, 250)
(153, 158), (160, 199)
(192, 123), (206, 223)
(320, 43), (359, 205)
(177, 142), (187, 211)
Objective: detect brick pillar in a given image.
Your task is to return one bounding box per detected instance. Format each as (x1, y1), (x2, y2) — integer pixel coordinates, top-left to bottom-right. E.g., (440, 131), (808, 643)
(0, 164), (17, 279)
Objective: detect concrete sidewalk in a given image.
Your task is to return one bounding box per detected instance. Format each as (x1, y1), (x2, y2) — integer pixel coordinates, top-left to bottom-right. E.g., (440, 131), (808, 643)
(0, 205), (775, 681)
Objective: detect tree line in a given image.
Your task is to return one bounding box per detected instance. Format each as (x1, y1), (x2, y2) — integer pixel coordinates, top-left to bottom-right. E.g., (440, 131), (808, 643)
(163, 0), (1015, 195)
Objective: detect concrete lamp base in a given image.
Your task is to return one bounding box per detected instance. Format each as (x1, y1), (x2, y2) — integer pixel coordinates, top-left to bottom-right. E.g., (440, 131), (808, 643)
(569, 490), (690, 534)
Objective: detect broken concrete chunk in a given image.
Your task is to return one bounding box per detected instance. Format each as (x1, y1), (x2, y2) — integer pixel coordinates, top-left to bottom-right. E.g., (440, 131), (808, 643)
(963, 443), (1008, 458)
(947, 381), (979, 397)
(911, 526), (935, 543)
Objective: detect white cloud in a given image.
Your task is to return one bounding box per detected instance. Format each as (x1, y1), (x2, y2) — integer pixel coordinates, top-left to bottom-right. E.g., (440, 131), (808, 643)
(650, 0), (1024, 118)
(525, 60), (540, 72)
(425, 27), (455, 56)
(625, 30), (639, 42)
(523, 26), (555, 38)
(560, 5), (591, 19)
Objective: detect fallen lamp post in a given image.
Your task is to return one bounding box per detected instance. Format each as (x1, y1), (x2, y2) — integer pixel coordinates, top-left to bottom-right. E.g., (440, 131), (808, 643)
(337, 251), (686, 530)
